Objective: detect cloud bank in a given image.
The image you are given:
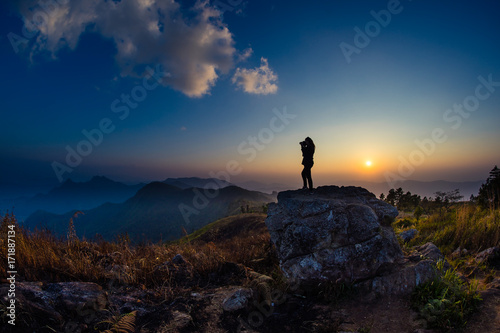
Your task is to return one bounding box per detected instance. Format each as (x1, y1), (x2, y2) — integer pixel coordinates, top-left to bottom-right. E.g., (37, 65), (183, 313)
(17, 0), (244, 97)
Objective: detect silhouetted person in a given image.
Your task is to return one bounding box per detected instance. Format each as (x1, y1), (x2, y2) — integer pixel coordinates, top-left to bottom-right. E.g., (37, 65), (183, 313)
(300, 137), (315, 190)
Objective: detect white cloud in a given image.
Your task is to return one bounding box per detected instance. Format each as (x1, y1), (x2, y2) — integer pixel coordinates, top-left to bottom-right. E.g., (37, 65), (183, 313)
(232, 57), (278, 95)
(237, 47), (253, 62)
(18, 0), (238, 97)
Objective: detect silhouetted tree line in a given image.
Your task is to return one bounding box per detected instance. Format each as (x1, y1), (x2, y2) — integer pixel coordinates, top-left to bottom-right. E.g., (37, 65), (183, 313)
(476, 165), (500, 210)
(380, 165), (500, 213)
(380, 188), (463, 213)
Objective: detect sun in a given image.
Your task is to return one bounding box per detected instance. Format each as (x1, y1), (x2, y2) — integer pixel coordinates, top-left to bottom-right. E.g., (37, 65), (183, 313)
(365, 160), (372, 167)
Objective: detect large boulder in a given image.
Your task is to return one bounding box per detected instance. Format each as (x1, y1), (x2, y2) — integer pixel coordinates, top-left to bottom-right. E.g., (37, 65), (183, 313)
(265, 186), (404, 287)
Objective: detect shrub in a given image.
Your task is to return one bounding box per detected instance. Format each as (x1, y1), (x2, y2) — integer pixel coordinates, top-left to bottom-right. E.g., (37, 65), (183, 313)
(411, 260), (482, 331)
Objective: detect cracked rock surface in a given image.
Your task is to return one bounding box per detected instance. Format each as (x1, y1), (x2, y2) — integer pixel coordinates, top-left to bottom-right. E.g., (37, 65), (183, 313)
(266, 186), (404, 287)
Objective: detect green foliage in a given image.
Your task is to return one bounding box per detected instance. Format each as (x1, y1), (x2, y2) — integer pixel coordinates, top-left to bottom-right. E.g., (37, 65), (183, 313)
(383, 187), (468, 214)
(414, 206), (424, 222)
(386, 187), (422, 211)
(477, 165), (500, 210)
(262, 203), (269, 214)
(434, 189), (464, 212)
(394, 217), (415, 229)
(405, 204), (500, 254)
(411, 260), (482, 331)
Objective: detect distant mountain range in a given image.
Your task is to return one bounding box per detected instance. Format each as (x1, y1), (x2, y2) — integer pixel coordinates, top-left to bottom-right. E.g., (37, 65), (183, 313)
(3, 174), (485, 242)
(234, 180), (292, 194)
(2, 176), (144, 220)
(25, 182), (276, 242)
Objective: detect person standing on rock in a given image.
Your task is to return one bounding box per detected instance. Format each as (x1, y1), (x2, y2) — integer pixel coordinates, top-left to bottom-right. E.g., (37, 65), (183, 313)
(300, 137), (315, 190)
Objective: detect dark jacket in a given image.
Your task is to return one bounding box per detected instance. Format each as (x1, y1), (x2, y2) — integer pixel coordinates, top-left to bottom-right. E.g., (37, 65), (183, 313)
(301, 144), (315, 167)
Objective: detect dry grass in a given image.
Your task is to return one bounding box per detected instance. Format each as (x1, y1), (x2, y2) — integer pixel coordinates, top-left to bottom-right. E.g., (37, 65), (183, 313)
(396, 204), (500, 254)
(453, 205), (500, 251)
(0, 213), (274, 291)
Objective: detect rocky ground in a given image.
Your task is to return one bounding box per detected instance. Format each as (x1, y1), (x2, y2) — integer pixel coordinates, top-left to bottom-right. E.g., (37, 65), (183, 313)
(1, 247), (499, 333)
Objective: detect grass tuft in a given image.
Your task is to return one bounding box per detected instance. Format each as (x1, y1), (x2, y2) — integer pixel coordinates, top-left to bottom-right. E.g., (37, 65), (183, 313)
(411, 260), (482, 331)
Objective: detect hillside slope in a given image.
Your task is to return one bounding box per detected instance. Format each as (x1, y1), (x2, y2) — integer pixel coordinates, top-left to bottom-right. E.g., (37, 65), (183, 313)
(178, 213), (268, 244)
(25, 183), (275, 242)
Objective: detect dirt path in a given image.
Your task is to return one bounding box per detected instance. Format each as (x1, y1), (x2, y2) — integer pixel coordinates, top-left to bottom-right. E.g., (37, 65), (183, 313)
(464, 288), (500, 333)
(335, 286), (500, 333)
(337, 295), (422, 333)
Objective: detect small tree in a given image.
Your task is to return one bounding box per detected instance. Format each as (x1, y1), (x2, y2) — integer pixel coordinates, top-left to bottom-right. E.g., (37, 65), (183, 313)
(414, 206), (424, 222)
(478, 165), (500, 210)
(434, 189), (463, 211)
(386, 188), (404, 206)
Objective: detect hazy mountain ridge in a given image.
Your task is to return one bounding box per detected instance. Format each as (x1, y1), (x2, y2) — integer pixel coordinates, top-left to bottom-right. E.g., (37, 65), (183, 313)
(2, 176), (232, 221)
(2, 176), (145, 220)
(3, 175), (485, 224)
(235, 180), (291, 194)
(24, 182), (276, 242)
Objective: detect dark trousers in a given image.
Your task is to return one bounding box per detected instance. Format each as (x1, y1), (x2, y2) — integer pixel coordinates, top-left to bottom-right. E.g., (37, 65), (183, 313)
(301, 164), (313, 190)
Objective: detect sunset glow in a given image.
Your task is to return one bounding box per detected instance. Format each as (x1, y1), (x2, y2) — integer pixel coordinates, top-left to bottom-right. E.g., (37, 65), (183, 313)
(0, 0), (499, 192)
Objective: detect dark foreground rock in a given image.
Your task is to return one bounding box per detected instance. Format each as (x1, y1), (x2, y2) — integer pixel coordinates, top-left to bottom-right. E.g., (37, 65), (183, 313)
(0, 259), (283, 333)
(265, 186), (440, 295)
(476, 247), (500, 269)
(0, 281), (108, 332)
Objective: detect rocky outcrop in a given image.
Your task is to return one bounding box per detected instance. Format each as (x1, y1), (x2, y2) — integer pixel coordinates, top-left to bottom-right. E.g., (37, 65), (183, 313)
(266, 186), (403, 287)
(265, 186), (440, 295)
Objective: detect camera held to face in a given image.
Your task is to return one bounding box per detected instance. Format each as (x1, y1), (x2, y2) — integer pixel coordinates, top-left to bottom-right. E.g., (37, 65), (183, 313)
(300, 141), (307, 148)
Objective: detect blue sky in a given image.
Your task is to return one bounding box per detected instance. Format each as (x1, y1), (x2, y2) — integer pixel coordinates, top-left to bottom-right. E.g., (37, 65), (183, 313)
(1, 0), (500, 191)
